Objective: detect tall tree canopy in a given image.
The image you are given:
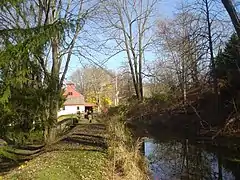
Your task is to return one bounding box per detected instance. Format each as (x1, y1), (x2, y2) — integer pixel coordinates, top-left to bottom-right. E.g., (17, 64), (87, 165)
(0, 0), (98, 143)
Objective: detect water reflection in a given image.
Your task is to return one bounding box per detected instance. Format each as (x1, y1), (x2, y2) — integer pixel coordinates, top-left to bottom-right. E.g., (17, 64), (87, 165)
(144, 139), (239, 180)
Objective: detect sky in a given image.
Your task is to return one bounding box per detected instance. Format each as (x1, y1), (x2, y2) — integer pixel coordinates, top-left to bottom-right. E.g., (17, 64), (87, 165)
(65, 0), (239, 79)
(65, 0), (182, 79)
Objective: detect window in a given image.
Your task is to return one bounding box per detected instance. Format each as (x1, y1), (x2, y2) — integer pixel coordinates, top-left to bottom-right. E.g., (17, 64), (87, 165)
(63, 106), (65, 110)
(68, 92), (73, 95)
(77, 106), (80, 110)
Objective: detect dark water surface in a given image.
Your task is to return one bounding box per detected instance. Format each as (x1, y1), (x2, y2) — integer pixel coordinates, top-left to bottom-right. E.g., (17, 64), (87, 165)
(144, 138), (240, 180)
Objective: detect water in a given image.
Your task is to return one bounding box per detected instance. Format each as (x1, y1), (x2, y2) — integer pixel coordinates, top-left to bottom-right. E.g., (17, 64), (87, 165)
(144, 138), (240, 180)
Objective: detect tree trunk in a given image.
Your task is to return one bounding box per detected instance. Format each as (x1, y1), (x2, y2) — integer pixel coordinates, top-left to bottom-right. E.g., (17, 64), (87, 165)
(44, 87), (59, 144)
(129, 61), (140, 100)
(138, 0), (145, 102)
(182, 43), (187, 104)
(138, 31), (143, 102)
(44, 30), (60, 143)
(205, 0), (218, 116)
(221, 0), (240, 38)
(44, 126), (56, 144)
(121, 24), (139, 100)
(189, 37), (199, 87)
(217, 152), (223, 180)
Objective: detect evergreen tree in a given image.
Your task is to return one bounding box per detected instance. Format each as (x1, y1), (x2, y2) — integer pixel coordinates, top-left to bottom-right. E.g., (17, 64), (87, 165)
(215, 34), (240, 88)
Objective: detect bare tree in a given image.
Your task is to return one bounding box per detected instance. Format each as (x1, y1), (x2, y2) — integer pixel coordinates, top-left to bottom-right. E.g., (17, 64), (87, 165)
(221, 0), (240, 37)
(70, 66), (116, 110)
(117, 65), (136, 102)
(203, 0), (218, 106)
(153, 0), (231, 105)
(190, 0), (233, 115)
(98, 0), (157, 101)
(156, 11), (205, 103)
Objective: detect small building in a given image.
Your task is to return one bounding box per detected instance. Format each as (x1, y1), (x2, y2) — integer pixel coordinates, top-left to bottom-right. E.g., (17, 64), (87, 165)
(58, 82), (95, 117)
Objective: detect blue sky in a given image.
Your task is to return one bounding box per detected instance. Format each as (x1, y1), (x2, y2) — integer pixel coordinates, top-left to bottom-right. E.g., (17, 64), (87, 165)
(64, 0), (237, 80)
(105, 0), (179, 69)
(65, 0), (181, 79)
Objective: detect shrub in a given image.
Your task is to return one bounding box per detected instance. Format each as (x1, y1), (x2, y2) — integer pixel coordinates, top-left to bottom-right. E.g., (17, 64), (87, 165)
(6, 130), (44, 146)
(144, 92), (173, 107)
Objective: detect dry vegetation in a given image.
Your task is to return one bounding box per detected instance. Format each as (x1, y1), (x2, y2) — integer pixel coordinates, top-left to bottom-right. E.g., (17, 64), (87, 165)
(104, 115), (149, 180)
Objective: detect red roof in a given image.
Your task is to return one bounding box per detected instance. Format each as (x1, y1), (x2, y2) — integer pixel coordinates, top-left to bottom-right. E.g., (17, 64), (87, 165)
(63, 83), (95, 107)
(64, 83), (83, 98)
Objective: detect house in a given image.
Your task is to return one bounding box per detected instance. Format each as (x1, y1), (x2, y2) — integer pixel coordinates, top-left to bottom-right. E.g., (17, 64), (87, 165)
(57, 82), (94, 117)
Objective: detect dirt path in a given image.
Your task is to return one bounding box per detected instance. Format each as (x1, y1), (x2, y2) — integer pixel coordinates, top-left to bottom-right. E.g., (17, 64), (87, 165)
(2, 123), (109, 180)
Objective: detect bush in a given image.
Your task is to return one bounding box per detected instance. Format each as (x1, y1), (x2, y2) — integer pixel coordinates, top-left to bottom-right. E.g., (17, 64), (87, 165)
(145, 92), (173, 107)
(6, 130), (44, 146)
(107, 105), (129, 117)
(0, 146), (17, 161)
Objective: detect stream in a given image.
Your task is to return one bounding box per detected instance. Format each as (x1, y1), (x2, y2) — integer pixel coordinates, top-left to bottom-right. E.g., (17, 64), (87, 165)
(144, 138), (240, 180)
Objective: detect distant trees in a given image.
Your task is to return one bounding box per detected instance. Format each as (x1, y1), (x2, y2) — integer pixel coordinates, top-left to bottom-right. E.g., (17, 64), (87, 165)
(151, 0), (232, 104)
(99, 0), (157, 101)
(70, 66), (116, 109)
(117, 67), (136, 102)
(156, 11), (204, 103)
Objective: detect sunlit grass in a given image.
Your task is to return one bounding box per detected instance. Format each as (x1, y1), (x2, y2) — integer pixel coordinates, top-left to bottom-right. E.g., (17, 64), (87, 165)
(57, 114), (79, 122)
(4, 150), (107, 180)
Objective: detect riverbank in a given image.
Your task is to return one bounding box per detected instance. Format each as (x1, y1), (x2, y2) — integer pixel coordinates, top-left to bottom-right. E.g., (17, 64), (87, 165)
(102, 115), (149, 180)
(120, 88), (240, 140)
(1, 117), (149, 180)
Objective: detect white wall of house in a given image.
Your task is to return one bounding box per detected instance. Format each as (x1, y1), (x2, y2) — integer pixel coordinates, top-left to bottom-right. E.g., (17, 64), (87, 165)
(58, 105), (85, 117)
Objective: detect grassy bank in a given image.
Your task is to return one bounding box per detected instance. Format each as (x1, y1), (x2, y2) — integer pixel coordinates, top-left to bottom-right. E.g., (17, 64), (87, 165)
(1, 117), (149, 180)
(57, 114), (80, 122)
(103, 115), (149, 180)
(2, 123), (108, 180)
(3, 150), (107, 180)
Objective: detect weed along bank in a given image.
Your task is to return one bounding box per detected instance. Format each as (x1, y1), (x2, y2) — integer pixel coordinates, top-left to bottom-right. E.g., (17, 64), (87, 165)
(104, 107), (150, 180)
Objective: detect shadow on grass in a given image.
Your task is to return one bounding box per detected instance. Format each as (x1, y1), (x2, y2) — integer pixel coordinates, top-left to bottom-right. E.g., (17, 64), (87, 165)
(1, 123), (107, 176)
(61, 137), (107, 149)
(71, 133), (105, 140)
(0, 158), (25, 175)
(76, 124), (106, 130)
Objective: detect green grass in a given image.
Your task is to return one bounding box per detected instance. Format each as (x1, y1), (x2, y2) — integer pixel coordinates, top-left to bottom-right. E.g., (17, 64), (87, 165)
(57, 114), (79, 122)
(0, 146), (17, 161)
(4, 150), (107, 180)
(2, 122), (109, 180)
